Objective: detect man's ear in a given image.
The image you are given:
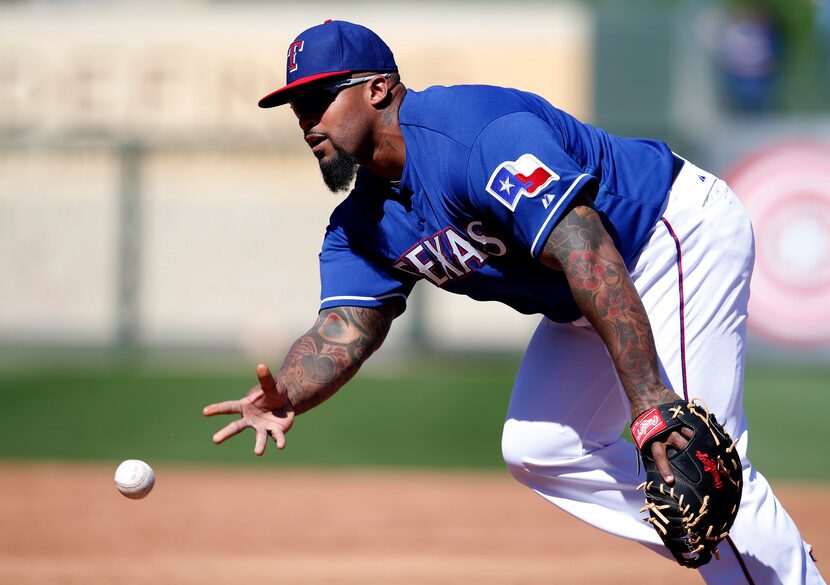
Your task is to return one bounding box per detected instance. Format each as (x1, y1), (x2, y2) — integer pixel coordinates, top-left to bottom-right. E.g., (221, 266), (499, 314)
(367, 75), (393, 108)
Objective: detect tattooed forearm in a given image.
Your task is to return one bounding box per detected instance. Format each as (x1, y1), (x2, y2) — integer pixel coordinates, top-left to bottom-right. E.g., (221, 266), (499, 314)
(278, 305), (395, 414)
(542, 203), (675, 416)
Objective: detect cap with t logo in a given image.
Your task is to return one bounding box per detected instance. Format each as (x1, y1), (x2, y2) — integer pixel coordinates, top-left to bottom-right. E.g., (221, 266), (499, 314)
(258, 19), (398, 108)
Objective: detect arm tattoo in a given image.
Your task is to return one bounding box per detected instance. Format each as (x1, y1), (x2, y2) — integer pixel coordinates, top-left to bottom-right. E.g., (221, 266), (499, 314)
(541, 204), (670, 416)
(278, 305), (395, 414)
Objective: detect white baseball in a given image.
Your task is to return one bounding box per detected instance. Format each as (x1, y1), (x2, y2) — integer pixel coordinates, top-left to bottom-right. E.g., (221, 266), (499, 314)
(114, 459), (156, 499)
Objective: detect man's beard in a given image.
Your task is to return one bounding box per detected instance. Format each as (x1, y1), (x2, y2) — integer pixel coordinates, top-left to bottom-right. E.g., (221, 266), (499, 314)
(319, 140), (359, 193)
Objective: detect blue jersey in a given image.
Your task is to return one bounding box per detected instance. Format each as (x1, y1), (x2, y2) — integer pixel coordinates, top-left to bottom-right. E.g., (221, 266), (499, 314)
(319, 85), (674, 323)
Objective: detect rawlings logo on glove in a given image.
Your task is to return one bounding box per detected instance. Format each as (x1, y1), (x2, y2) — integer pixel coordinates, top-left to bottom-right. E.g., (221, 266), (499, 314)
(696, 451), (724, 488)
(632, 399), (743, 568)
(631, 408), (667, 445)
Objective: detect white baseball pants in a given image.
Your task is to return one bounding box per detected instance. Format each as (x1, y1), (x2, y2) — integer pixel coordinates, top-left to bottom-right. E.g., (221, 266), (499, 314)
(502, 157), (825, 584)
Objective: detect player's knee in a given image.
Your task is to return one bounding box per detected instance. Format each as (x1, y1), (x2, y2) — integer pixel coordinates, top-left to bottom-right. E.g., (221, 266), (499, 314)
(501, 419), (582, 483)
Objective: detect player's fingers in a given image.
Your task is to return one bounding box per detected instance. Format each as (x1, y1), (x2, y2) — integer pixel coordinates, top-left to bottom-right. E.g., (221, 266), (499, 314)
(269, 427), (287, 450)
(257, 363), (291, 403)
(666, 430), (689, 450)
(254, 428), (267, 456)
(651, 442), (675, 485)
(256, 363), (277, 393)
(212, 418), (249, 444)
(203, 400), (242, 417)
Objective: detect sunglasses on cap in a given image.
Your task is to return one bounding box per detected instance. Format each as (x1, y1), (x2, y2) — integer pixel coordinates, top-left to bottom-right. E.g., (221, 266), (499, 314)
(290, 73), (392, 116)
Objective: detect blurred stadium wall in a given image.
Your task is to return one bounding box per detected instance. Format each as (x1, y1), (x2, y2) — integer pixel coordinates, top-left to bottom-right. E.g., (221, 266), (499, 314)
(1, 1), (829, 360)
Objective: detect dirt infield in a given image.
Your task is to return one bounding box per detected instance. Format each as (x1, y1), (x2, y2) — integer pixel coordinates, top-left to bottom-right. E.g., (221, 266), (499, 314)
(1, 463), (826, 585)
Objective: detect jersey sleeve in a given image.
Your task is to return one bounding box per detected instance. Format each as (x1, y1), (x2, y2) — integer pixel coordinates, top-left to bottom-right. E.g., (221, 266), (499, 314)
(319, 216), (415, 313)
(466, 112), (599, 259)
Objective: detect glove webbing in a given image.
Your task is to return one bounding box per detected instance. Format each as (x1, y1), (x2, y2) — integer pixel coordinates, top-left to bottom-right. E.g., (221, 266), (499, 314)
(686, 400), (742, 490)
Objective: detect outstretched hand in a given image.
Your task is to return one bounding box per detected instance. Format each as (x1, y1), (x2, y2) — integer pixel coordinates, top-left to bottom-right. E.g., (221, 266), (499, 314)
(203, 363), (295, 456)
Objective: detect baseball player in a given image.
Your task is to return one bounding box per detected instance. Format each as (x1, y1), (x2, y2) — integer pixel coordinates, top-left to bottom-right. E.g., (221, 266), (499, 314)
(203, 20), (825, 584)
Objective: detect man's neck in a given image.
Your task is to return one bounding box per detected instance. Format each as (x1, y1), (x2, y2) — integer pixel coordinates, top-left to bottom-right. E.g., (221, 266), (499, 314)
(363, 86), (407, 181)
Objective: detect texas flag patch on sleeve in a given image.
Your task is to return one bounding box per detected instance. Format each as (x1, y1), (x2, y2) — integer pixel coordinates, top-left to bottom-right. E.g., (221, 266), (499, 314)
(486, 153), (560, 211)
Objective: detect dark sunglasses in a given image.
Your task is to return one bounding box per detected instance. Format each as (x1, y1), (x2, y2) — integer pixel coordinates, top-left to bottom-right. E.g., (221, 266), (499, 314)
(290, 73), (392, 116)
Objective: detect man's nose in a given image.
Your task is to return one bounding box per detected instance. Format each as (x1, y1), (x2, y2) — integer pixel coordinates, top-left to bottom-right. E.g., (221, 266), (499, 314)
(298, 113), (319, 135)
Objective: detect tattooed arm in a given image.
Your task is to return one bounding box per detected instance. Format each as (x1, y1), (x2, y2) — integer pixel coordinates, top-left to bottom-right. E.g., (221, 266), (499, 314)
(281, 304), (397, 413)
(203, 304), (397, 455)
(541, 193), (689, 482)
(540, 193), (677, 415)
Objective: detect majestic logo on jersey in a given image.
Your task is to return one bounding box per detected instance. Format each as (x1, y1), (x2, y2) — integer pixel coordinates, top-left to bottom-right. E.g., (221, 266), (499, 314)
(287, 40), (304, 73)
(486, 153), (560, 211)
(393, 221), (508, 286)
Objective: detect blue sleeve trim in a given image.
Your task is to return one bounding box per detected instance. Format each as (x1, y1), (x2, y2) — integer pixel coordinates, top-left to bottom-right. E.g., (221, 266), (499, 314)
(530, 173), (591, 258)
(319, 292), (408, 311)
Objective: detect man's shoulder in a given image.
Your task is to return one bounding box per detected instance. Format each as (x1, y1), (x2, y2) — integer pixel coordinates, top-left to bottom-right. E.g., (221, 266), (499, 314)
(400, 85), (554, 144)
(405, 83), (526, 104)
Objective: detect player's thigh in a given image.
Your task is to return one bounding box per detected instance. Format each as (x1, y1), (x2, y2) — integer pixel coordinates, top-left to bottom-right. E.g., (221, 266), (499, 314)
(503, 318), (629, 462)
(633, 179), (754, 436)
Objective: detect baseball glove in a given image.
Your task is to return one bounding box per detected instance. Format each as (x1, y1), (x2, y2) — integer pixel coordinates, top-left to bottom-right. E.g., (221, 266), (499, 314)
(631, 398), (742, 568)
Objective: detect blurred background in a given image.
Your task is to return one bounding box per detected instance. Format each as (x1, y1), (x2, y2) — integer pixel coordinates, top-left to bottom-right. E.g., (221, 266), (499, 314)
(1, 0), (829, 480)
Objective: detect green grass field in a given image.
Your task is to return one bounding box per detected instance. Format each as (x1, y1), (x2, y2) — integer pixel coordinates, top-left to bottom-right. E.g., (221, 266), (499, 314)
(0, 354), (827, 481)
